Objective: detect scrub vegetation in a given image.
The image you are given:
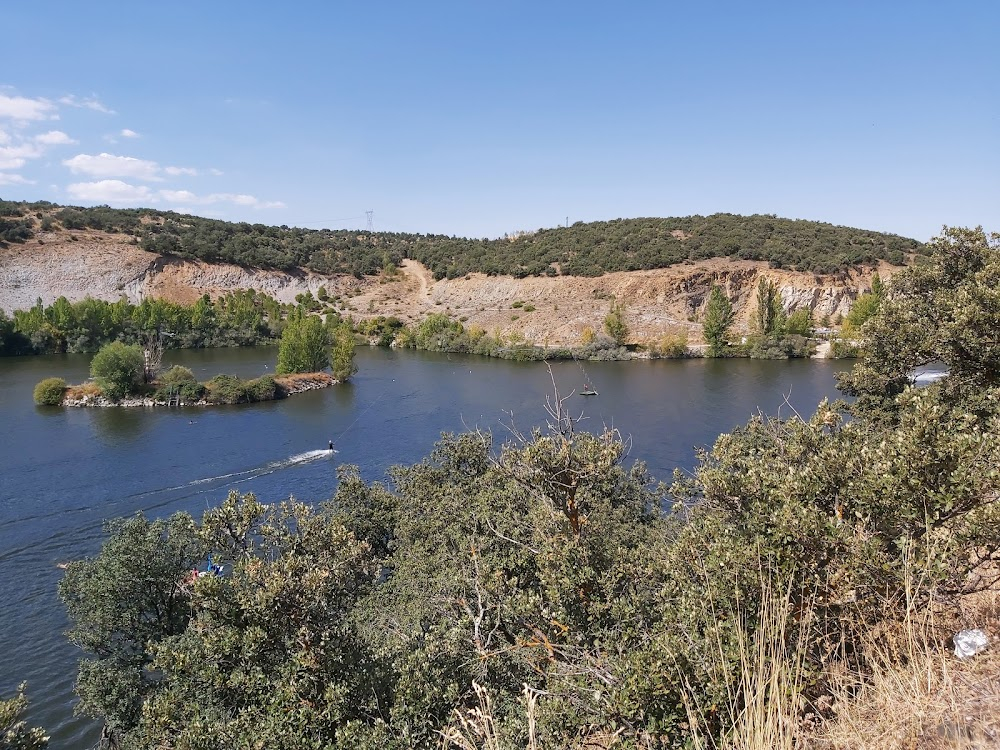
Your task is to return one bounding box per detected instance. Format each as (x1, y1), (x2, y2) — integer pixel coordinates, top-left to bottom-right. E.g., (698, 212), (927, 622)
(52, 227), (1000, 748)
(1, 199), (921, 280)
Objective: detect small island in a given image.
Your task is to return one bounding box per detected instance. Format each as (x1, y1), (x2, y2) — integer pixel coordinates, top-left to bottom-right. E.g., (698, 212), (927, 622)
(33, 310), (356, 408)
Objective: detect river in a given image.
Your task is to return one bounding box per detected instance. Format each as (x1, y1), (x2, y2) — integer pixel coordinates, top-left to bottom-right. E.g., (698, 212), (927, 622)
(0, 346), (851, 747)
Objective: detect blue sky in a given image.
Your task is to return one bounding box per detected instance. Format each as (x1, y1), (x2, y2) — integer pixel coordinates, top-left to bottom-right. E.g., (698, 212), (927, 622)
(1, 1), (996, 241)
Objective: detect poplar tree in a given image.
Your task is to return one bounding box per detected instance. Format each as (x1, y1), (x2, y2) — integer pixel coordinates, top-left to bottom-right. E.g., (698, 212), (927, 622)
(276, 311), (330, 374)
(702, 286), (734, 357)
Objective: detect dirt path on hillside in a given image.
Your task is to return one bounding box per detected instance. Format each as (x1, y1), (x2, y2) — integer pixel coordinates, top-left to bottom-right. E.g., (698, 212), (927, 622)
(399, 259), (433, 299)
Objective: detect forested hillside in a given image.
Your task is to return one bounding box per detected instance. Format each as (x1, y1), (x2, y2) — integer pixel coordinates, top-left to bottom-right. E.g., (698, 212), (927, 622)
(0, 200), (921, 278)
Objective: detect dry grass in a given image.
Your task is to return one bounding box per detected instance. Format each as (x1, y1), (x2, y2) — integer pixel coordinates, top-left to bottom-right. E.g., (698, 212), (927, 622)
(807, 640), (1000, 749)
(63, 382), (102, 400)
(683, 576), (808, 750)
(806, 581), (1000, 750)
(273, 372), (335, 392)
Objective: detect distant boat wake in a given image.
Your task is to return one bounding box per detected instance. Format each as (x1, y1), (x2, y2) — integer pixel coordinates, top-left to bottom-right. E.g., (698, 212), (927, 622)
(122, 449), (336, 505)
(30, 449), (339, 567)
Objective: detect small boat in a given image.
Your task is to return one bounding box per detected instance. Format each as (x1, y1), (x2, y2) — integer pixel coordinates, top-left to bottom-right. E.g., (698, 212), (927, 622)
(579, 386), (598, 396)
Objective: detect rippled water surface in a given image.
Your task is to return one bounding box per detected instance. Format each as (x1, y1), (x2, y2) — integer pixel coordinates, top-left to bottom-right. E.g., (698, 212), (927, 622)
(0, 346), (851, 747)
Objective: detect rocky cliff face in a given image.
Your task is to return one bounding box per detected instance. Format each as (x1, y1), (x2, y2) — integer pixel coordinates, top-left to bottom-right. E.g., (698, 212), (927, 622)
(0, 229), (890, 346)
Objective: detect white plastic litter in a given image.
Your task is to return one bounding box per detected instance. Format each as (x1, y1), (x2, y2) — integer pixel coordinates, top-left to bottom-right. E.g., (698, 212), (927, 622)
(953, 629), (989, 659)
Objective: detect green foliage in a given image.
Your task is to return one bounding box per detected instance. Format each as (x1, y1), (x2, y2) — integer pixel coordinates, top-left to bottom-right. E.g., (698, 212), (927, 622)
(5, 290), (283, 356)
(153, 365), (206, 402)
(0, 684), (48, 749)
(60, 227), (1000, 749)
(744, 333), (814, 359)
(843, 291), (881, 334)
(838, 226), (1000, 421)
(203, 374), (280, 404)
(0, 216), (34, 245)
(276, 311), (330, 375)
(137, 496), (378, 750)
(702, 285), (735, 357)
(58, 513), (206, 735)
(32, 377), (66, 405)
(90, 341), (144, 400)
(330, 324), (358, 382)
(0, 201), (922, 279)
(753, 277), (785, 335)
(157, 365), (196, 385)
(784, 307), (813, 336)
(603, 302), (629, 345)
(653, 332), (690, 358)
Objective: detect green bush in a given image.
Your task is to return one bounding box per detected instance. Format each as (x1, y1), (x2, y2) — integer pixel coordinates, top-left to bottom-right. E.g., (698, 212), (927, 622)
(204, 374), (247, 405)
(159, 365), (196, 385)
(33, 377), (66, 405)
(746, 333), (814, 359)
(830, 339), (860, 358)
(177, 381), (206, 402)
(245, 375), (278, 402)
(90, 342), (144, 400)
(203, 374), (279, 404)
(656, 333), (690, 358)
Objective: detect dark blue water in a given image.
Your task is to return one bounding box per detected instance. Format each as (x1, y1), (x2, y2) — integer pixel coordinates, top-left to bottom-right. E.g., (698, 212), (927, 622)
(0, 346), (851, 747)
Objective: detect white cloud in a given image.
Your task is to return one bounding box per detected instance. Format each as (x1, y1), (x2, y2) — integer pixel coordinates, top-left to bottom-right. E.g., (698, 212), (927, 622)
(0, 173), (35, 186)
(120, 128), (139, 138)
(0, 94), (58, 121)
(164, 166), (198, 177)
(67, 179), (154, 203)
(0, 129), (9, 145)
(59, 95), (115, 114)
(34, 130), (77, 145)
(0, 144), (43, 170)
(157, 189), (283, 210)
(63, 152), (162, 181)
(209, 168), (224, 176)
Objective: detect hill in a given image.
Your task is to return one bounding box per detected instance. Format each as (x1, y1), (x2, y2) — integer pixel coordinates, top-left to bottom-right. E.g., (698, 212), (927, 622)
(0, 200), (922, 278)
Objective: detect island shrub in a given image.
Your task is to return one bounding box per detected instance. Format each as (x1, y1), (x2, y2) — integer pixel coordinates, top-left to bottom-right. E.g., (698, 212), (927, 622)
(245, 374), (278, 402)
(90, 342), (145, 400)
(203, 374), (280, 405)
(153, 367), (206, 403)
(33, 377), (66, 405)
(158, 365), (196, 385)
(203, 374), (248, 405)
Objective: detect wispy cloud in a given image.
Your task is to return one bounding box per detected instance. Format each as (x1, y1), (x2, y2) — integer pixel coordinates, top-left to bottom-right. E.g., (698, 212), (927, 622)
(0, 94), (58, 122)
(64, 180), (284, 210)
(160, 189), (284, 209)
(164, 166), (198, 177)
(120, 128), (139, 138)
(63, 152), (162, 181)
(58, 95), (115, 114)
(0, 173), (35, 186)
(66, 179), (153, 203)
(34, 130), (77, 145)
